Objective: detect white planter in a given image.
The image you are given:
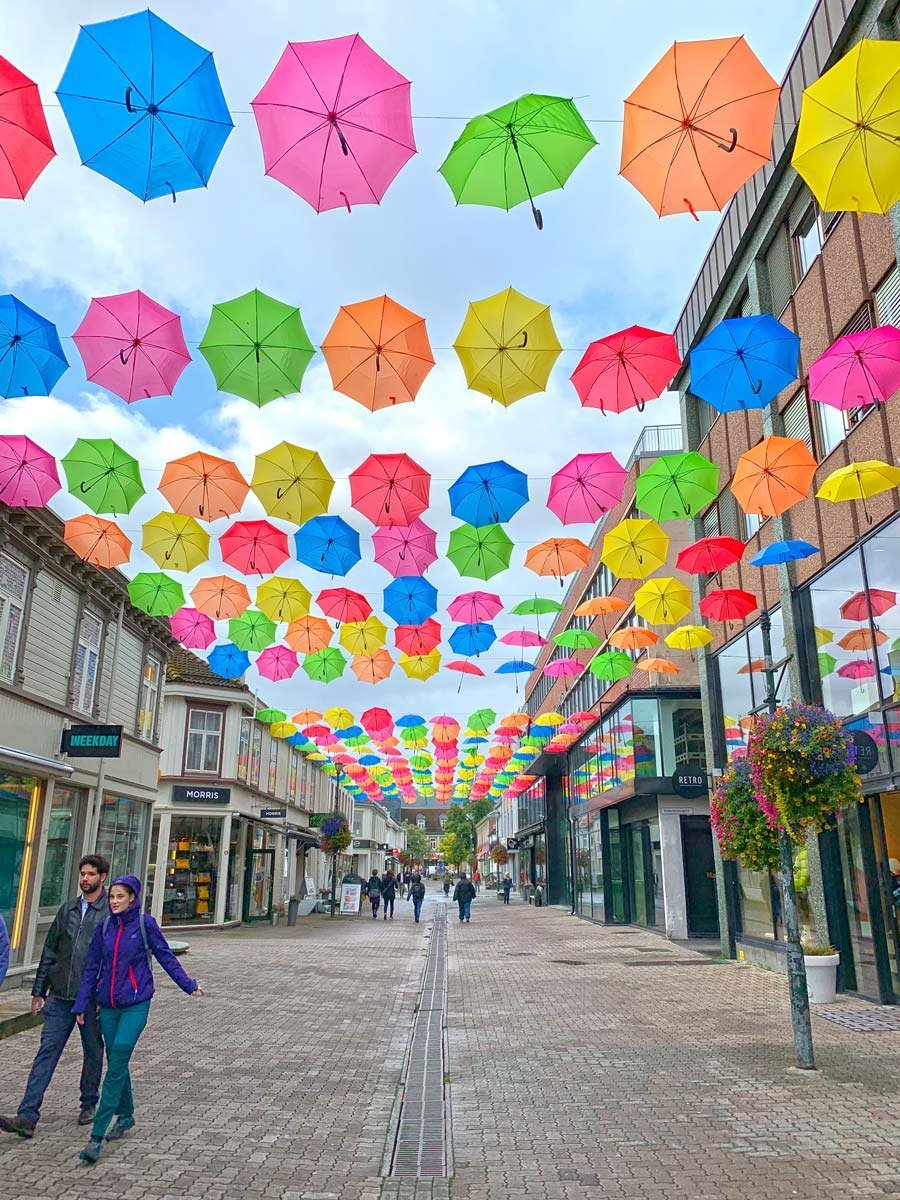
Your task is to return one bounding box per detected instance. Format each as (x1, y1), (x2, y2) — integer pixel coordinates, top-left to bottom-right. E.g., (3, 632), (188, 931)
(803, 953), (839, 1004)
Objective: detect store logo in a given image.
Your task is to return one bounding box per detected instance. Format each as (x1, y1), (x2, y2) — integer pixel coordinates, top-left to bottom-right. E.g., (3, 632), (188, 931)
(671, 765), (709, 799)
(172, 785), (231, 804)
(60, 724), (123, 759)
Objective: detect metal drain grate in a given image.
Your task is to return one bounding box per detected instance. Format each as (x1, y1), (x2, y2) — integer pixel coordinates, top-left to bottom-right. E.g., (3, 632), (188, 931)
(550, 959), (589, 966)
(622, 959), (725, 967)
(813, 1006), (900, 1032)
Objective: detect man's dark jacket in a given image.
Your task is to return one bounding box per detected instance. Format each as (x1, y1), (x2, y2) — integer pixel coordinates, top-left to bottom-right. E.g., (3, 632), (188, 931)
(32, 893), (108, 1001)
(452, 879), (476, 904)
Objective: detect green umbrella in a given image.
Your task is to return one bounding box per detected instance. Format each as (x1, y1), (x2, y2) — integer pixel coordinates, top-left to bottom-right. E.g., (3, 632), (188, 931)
(511, 597), (563, 616)
(199, 289), (315, 407)
(439, 94), (596, 229)
(256, 707), (286, 724)
(554, 629), (602, 650)
(127, 571), (184, 617)
(302, 647), (347, 683)
(447, 523), (513, 580)
(62, 438), (144, 515)
(467, 707), (497, 733)
(228, 609), (277, 652)
(817, 651), (837, 678)
(589, 650), (634, 682)
(635, 452), (719, 522)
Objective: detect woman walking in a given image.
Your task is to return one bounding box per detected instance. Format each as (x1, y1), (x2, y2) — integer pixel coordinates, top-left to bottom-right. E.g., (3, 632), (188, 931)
(72, 876), (202, 1164)
(381, 870), (397, 920)
(408, 874), (426, 924)
(367, 870), (382, 919)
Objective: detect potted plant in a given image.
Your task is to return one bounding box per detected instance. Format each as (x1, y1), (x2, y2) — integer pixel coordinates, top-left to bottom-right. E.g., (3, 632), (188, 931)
(272, 901), (286, 927)
(801, 942), (840, 1004)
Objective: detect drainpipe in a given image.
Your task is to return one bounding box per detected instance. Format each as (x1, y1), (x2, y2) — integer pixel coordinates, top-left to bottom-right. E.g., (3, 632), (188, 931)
(88, 599), (124, 850)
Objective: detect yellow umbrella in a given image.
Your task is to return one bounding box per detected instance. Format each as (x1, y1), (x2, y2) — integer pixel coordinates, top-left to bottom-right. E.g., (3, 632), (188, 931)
(453, 286), (561, 406)
(816, 460), (900, 504)
(251, 441), (334, 523)
(141, 511), (209, 572)
(540, 711), (565, 727)
(634, 577), (692, 625)
(792, 40), (900, 214)
(665, 624), (713, 651)
(269, 722), (297, 739)
(814, 626), (834, 648)
(339, 615), (388, 655)
(324, 706), (355, 730)
(601, 518), (669, 580)
(399, 648), (442, 681)
(256, 576), (312, 623)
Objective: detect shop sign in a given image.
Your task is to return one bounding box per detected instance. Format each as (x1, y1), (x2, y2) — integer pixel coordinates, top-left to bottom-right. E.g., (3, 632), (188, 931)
(340, 883), (362, 914)
(172, 785), (231, 804)
(506, 837), (520, 850)
(376, 842), (390, 851)
(671, 764), (709, 799)
(308, 812), (326, 827)
(352, 838), (373, 849)
(60, 724), (123, 758)
(850, 731), (879, 775)
(261, 807), (287, 819)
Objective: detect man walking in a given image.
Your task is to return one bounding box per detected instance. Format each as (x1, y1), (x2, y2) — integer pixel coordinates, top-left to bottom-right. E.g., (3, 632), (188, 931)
(367, 870), (382, 919)
(452, 873), (476, 924)
(0, 855), (109, 1138)
(502, 874), (513, 905)
(408, 874), (426, 924)
(381, 870), (397, 920)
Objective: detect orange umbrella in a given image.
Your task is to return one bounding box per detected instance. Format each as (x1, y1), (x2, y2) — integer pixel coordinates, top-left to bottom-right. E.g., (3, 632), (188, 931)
(609, 626), (659, 651)
(635, 655), (680, 675)
(159, 451), (249, 522)
(63, 514), (132, 568)
(738, 658), (767, 675)
(574, 595), (628, 619)
(191, 575), (251, 620)
(525, 537), (591, 582)
(351, 648), (395, 683)
(292, 709), (322, 725)
(285, 615), (333, 655)
(499, 712), (531, 729)
(321, 295), (435, 412)
(731, 436), (818, 518)
(620, 37), (780, 218)
(838, 627), (887, 651)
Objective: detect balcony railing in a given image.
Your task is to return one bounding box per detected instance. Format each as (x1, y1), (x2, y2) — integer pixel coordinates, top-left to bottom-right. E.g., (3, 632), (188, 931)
(626, 424), (683, 468)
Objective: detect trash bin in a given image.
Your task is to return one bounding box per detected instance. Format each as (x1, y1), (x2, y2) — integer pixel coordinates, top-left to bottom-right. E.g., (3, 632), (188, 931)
(287, 897), (299, 926)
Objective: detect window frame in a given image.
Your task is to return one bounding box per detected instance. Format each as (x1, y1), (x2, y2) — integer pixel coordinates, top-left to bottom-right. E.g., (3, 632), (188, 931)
(0, 550), (29, 683)
(183, 705), (225, 776)
(71, 609), (103, 715)
(138, 652), (161, 741)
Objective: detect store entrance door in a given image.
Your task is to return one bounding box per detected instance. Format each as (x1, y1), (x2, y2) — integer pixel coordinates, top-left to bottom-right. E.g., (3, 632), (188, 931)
(243, 847), (275, 922)
(681, 817), (719, 937)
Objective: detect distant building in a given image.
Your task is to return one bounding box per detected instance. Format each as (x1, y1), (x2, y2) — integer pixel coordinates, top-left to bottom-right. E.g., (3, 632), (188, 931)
(350, 800), (407, 881)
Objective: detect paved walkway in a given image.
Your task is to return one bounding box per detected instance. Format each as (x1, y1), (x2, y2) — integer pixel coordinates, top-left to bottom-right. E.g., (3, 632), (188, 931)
(0, 887), (898, 1200)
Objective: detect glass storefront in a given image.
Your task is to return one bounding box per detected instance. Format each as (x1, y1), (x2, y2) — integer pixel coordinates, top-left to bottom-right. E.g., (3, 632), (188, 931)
(713, 608), (788, 761)
(38, 784), (87, 912)
(95, 794), (149, 880)
(159, 815), (222, 925)
(225, 820), (242, 921)
(244, 825), (276, 920)
(0, 770), (39, 967)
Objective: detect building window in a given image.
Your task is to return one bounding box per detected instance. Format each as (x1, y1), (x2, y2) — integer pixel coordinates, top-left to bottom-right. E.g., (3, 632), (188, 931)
(249, 722), (263, 788)
(95, 794), (149, 880)
(39, 784), (87, 910)
(875, 264), (900, 327)
(792, 202), (823, 279)
(763, 222), (793, 317)
(72, 610), (103, 714)
(185, 708), (223, 773)
(289, 750), (299, 800)
(237, 716), (251, 781)
(138, 654), (160, 740)
(782, 390), (813, 452)
(0, 551), (28, 682)
(267, 737), (278, 793)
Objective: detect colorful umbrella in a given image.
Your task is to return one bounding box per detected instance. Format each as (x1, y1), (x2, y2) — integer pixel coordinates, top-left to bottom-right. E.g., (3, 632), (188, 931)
(340, 615), (388, 655)
(141, 512), (209, 573)
(321, 295), (433, 410)
(601, 519), (669, 580)
(449, 461), (528, 527)
(220, 520), (290, 576)
(73, 291), (190, 403)
(208, 643), (250, 679)
(636, 451), (719, 521)
(750, 539), (819, 567)
(191, 575), (251, 621)
(838, 628), (887, 652)
(159, 452), (248, 522)
(63, 515), (131, 569)
(840, 589), (896, 621)
(454, 287), (561, 407)
(450, 623), (496, 656)
(547, 453), (627, 524)
(285, 615), (333, 654)
(635, 655), (680, 676)
(809, 325), (900, 411)
(0, 435), (60, 507)
(792, 39), (900, 214)
(690, 316), (800, 412)
(256, 577), (311, 623)
(449, 591), (504, 624)
(317, 587), (372, 625)
(439, 93), (595, 228)
(169, 607), (216, 650)
(525, 538), (591, 583)
(127, 571), (184, 617)
(303, 647), (348, 683)
(61, 438), (144, 514)
(200, 291), (314, 407)
(554, 629), (601, 650)
(544, 657), (581, 678)
(815, 627), (835, 647)
(294, 515), (361, 576)
(251, 35), (415, 213)
(570, 325), (680, 414)
(372, 519), (438, 577)
(700, 588), (758, 623)
(350, 452), (431, 526)
(837, 659), (877, 681)
(496, 660), (535, 676)
(395, 619), (442, 656)
(351, 648), (395, 684)
(447, 523), (514, 580)
(816, 461), (900, 521)
(294, 709), (324, 726)
(228, 609), (277, 652)
(589, 650), (634, 681)
(665, 624), (713, 651)
(608, 626), (659, 651)
(676, 536), (745, 575)
(384, 576), (438, 625)
(256, 645), (300, 682)
(510, 597), (563, 617)
(634, 577), (693, 625)
(0, 55), (55, 198)
(399, 649), (441, 681)
(620, 36), (780, 218)
(731, 437), (817, 518)
(251, 441), (333, 524)
(817, 652), (837, 677)
(0, 295), (67, 397)
(500, 629), (545, 648)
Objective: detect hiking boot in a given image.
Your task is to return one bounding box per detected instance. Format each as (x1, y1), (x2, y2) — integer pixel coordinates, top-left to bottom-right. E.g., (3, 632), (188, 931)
(105, 1117), (135, 1141)
(77, 1105), (96, 1126)
(0, 1115), (35, 1139)
(79, 1138), (103, 1164)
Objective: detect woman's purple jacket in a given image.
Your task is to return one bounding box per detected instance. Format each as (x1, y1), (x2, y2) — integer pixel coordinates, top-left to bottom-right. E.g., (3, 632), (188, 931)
(72, 875), (197, 1013)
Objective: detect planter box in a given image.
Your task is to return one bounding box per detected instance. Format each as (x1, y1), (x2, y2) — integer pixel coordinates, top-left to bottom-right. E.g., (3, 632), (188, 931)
(804, 953), (839, 1004)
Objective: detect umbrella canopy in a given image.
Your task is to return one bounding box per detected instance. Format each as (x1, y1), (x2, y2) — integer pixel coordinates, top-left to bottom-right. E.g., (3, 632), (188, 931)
(0, 55), (55, 199)
(159, 452), (248, 522)
(634, 577), (693, 625)
(208, 643), (250, 679)
(700, 588), (758, 622)
(690, 316), (800, 412)
(351, 648), (394, 684)
(228, 609), (277, 652)
(73, 291), (190, 403)
(636, 452), (719, 521)
(620, 36), (780, 218)
(251, 441), (333, 524)
(321, 295), (433, 410)
(439, 93), (595, 228)
(547, 453), (627, 524)
(840, 589), (896, 621)
(750, 539), (819, 567)
(635, 655), (680, 676)
(449, 461), (528, 527)
(317, 587), (372, 624)
(384, 576), (438, 625)
(191, 575), (251, 621)
(399, 649), (441, 681)
(127, 571), (184, 617)
(809, 325), (900, 411)
(61, 438), (143, 514)
(339, 615), (388, 655)
(838, 627), (887, 652)
(792, 39), (900, 214)
(815, 627), (835, 647)
(525, 537), (591, 582)
(544, 657), (580, 678)
(676, 535), (745, 575)
(554, 629), (601, 650)
(732, 437), (818, 518)
(817, 461), (900, 508)
(0, 435), (60, 507)
(256, 644), (300, 682)
(454, 287), (561, 407)
(449, 591), (503, 624)
(169, 607), (215, 650)
(294, 515), (361, 576)
(496, 659), (535, 675)
(251, 34), (415, 213)
(350, 452), (431, 526)
(141, 511), (209, 573)
(395, 619), (442, 656)
(285, 615), (333, 654)
(449, 623), (496, 656)
(589, 650), (634, 681)
(609, 626), (659, 651)
(570, 325), (680, 414)
(256, 577), (312, 623)
(200, 291), (314, 407)
(303, 647), (347, 683)
(601, 519), (669, 580)
(838, 659), (877, 681)
(220, 520), (290, 576)
(0, 295), (67, 397)
(447, 523), (514, 580)
(372, 519), (438, 577)
(500, 629), (545, 648)
(573, 596), (629, 620)
(510, 597), (563, 617)
(63, 515), (131, 569)
(666, 624), (713, 651)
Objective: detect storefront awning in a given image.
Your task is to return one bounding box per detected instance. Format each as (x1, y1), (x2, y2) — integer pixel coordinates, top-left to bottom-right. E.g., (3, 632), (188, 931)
(0, 744), (74, 777)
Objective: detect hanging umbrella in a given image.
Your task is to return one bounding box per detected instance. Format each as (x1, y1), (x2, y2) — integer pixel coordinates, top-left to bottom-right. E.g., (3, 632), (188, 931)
(340, 615), (388, 655)
(449, 623), (496, 656)
(372, 520), (438, 577)
(665, 624), (713, 651)
(57, 10), (232, 201)
(448, 591), (504, 624)
(525, 537), (591, 583)
(792, 39), (900, 214)
(815, 627), (835, 647)
(256, 645), (300, 682)
(200, 291), (314, 407)
(0, 435), (60, 507)
(303, 646), (348, 683)
(228, 609), (277, 652)
(816, 461), (900, 523)
(294, 709), (323, 725)
(0, 55), (55, 198)
(750, 539), (819, 567)
(317, 587), (372, 624)
(256, 577), (311, 623)
(449, 461), (529, 526)
(294, 515), (361, 576)
(731, 437), (817, 518)
(620, 36), (780, 218)
(636, 452), (719, 521)
(191, 575), (251, 621)
(159, 452), (248, 522)
(547, 453), (627, 524)
(500, 630), (545, 648)
(395, 619), (442, 656)
(838, 628), (887, 652)
(208, 643), (250, 679)
(496, 660), (535, 676)
(439, 93), (595, 229)
(840, 589), (896, 621)
(324, 707), (355, 730)
(251, 441), (333, 524)
(544, 658), (581, 678)
(399, 649), (441, 681)
(61, 438), (143, 514)
(384, 576), (438, 625)
(127, 571), (184, 617)
(454, 287), (561, 406)
(809, 326), (900, 411)
(634, 577), (693, 625)
(320, 295), (433, 410)
(608, 626), (659, 651)
(73, 291), (190, 403)
(251, 34), (415, 213)
(573, 596), (628, 621)
(220, 520), (290, 576)
(447, 523), (514, 580)
(570, 325), (680, 414)
(169, 607), (216, 650)
(63, 514), (131, 569)
(269, 721), (298, 739)
(0, 295), (68, 396)
(141, 511), (209, 573)
(468, 708), (497, 733)
(351, 648), (394, 684)
(510, 597), (563, 617)
(350, 452), (431, 526)
(286, 615), (333, 654)
(817, 651), (838, 677)
(635, 655), (680, 676)
(838, 659), (877, 681)
(601, 519), (669, 580)
(690, 316), (800, 412)
(700, 588), (758, 622)
(738, 660), (767, 676)
(676, 536), (745, 575)
(554, 629), (601, 650)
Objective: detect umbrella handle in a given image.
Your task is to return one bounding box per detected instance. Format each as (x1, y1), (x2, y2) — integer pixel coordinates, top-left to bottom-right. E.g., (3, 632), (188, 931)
(125, 88), (136, 112)
(750, 378), (763, 394)
(716, 128), (738, 153)
(339, 191), (351, 213)
(519, 332), (528, 348)
(165, 181), (176, 203)
(683, 199), (700, 221)
(335, 124), (350, 156)
(119, 349), (129, 365)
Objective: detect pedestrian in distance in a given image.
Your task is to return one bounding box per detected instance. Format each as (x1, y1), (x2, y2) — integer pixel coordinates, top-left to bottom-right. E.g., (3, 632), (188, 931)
(442, 876), (451, 897)
(381, 869), (397, 920)
(72, 875), (203, 1165)
(452, 873), (476, 923)
(473, 869), (482, 895)
(0, 913), (9, 989)
(367, 870), (382, 918)
(0, 854), (110, 1140)
(408, 874), (426, 924)
(502, 874), (513, 905)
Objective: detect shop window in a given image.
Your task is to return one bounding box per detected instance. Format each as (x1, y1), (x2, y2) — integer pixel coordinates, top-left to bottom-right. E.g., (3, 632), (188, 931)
(185, 707), (223, 774)
(138, 653), (160, 741)
(267, 736), (278, 793)
(38, 785), (87, 910)
(0, 551), (28, 682)
(72, 610), (102, 714)
(0, 771), (39, 964)
(96, 794), (148, 880)
(160, 815), (222, 925)
(874, 264), (900, 327)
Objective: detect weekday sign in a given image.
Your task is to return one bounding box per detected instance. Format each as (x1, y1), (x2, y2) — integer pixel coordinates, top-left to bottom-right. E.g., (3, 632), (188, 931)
(60, 724), (123, 758)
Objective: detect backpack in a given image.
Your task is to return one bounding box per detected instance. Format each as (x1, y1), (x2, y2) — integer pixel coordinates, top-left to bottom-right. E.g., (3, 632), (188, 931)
(103, 913), (152, 972)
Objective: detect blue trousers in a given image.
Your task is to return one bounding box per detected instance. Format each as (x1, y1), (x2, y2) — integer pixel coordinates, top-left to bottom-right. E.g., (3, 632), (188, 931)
(18, 996), (103, 1123)
(457, 899), (472, 921)
(92, 1001), (151, 1139)
(412, 897), (423, 921)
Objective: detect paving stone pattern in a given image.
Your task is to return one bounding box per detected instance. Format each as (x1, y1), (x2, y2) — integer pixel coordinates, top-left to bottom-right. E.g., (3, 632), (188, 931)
(0, 890), (898, 1200)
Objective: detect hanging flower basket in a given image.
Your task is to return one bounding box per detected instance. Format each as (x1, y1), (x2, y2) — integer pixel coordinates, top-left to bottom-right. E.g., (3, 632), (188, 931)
(489, 841), (509, 866)
(710, 757), (780, 872)
(319, 812), (351, 856)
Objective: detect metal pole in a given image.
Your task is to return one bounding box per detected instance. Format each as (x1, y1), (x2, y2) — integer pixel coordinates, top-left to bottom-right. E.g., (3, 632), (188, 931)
(88, 599), (125, 850)
(329, 853), (337, 919)
(760, 609), (815, 1070)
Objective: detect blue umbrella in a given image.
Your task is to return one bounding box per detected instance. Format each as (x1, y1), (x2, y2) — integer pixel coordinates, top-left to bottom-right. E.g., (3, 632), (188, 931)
(208, 642), (249, 678)
(449, 622), (496, 656)
(449, 460), (529, 526)
(383, 576), (438, 625)
(57, 10), (233, 201)
(689, 315), (800, 412)
(287, 733), (315, 749)
(0, 296), (68, 397)
(339, 725), (364, 739)
(358, 754), (381, 766)
(294, 515), (361, 576)
(396, 714), (426, 728)
(496, 659), (535, 675)
(750, 539), (820, 567)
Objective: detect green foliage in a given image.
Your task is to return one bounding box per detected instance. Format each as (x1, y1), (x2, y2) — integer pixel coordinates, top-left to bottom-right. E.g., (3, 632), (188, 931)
(319, 811), (351, 856)
(710, 758), (780, 872)
(442, 799), (496, 860)
(402, 822), (430, 864)
(439, 831), (468, 869)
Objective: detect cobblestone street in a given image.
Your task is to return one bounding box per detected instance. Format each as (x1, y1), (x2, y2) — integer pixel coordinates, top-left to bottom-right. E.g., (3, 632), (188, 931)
(1, 888), (899, 1200)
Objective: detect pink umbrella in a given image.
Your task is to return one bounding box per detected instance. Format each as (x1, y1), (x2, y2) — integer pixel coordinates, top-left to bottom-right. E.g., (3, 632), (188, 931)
(547, 452), (627, 524)
(251, 35), (416, 214)
(448, 591), (503, 624)
(220, 520), (290, 576)
(372, 519), (437, 576)
(809, 325), (900, 411)
(500, 629), (546, 648)
(169, 606), (216, 650)
(73, 291), (190, 403)
(256, 644), (300, 681)
(0, 434), (60, 506)
(543, 657), (581, 677)
(837, 659), (877, 681)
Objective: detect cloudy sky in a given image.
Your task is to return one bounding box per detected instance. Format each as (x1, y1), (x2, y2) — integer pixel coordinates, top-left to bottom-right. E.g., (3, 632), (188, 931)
(0, 0), (811, 724)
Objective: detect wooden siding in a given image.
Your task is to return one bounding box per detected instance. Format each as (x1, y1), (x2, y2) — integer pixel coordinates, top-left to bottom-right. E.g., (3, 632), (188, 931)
(21, 570), (79, 707)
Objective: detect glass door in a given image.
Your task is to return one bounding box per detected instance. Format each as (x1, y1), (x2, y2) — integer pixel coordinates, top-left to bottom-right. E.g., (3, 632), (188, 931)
(871, 793), (900, 1001)
(243, 847), (275, 921)
(0, 771), (39, 967)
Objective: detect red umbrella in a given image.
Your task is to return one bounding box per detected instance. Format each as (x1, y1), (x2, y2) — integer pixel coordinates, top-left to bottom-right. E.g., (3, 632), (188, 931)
(447, 660), (485, 676)
(700, 588), (758, 622)
(447, 591), (503, 624)
(547, 452), (627, 524)
(372, 518), (437, 576)
(837, 659), (876, 681)
(349, 453), (430, 526)
(840, 589), (896, 621)
(677, 536), (745, 575)
(317, 587), (372, 624)
(219, 520), (289, 576)
(0, 56), (55, 199)
(0, 435), (60, 506)
(570, 325), (681, 414)
(361, 707), (393, 732)
(395, 619), (442, 656)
